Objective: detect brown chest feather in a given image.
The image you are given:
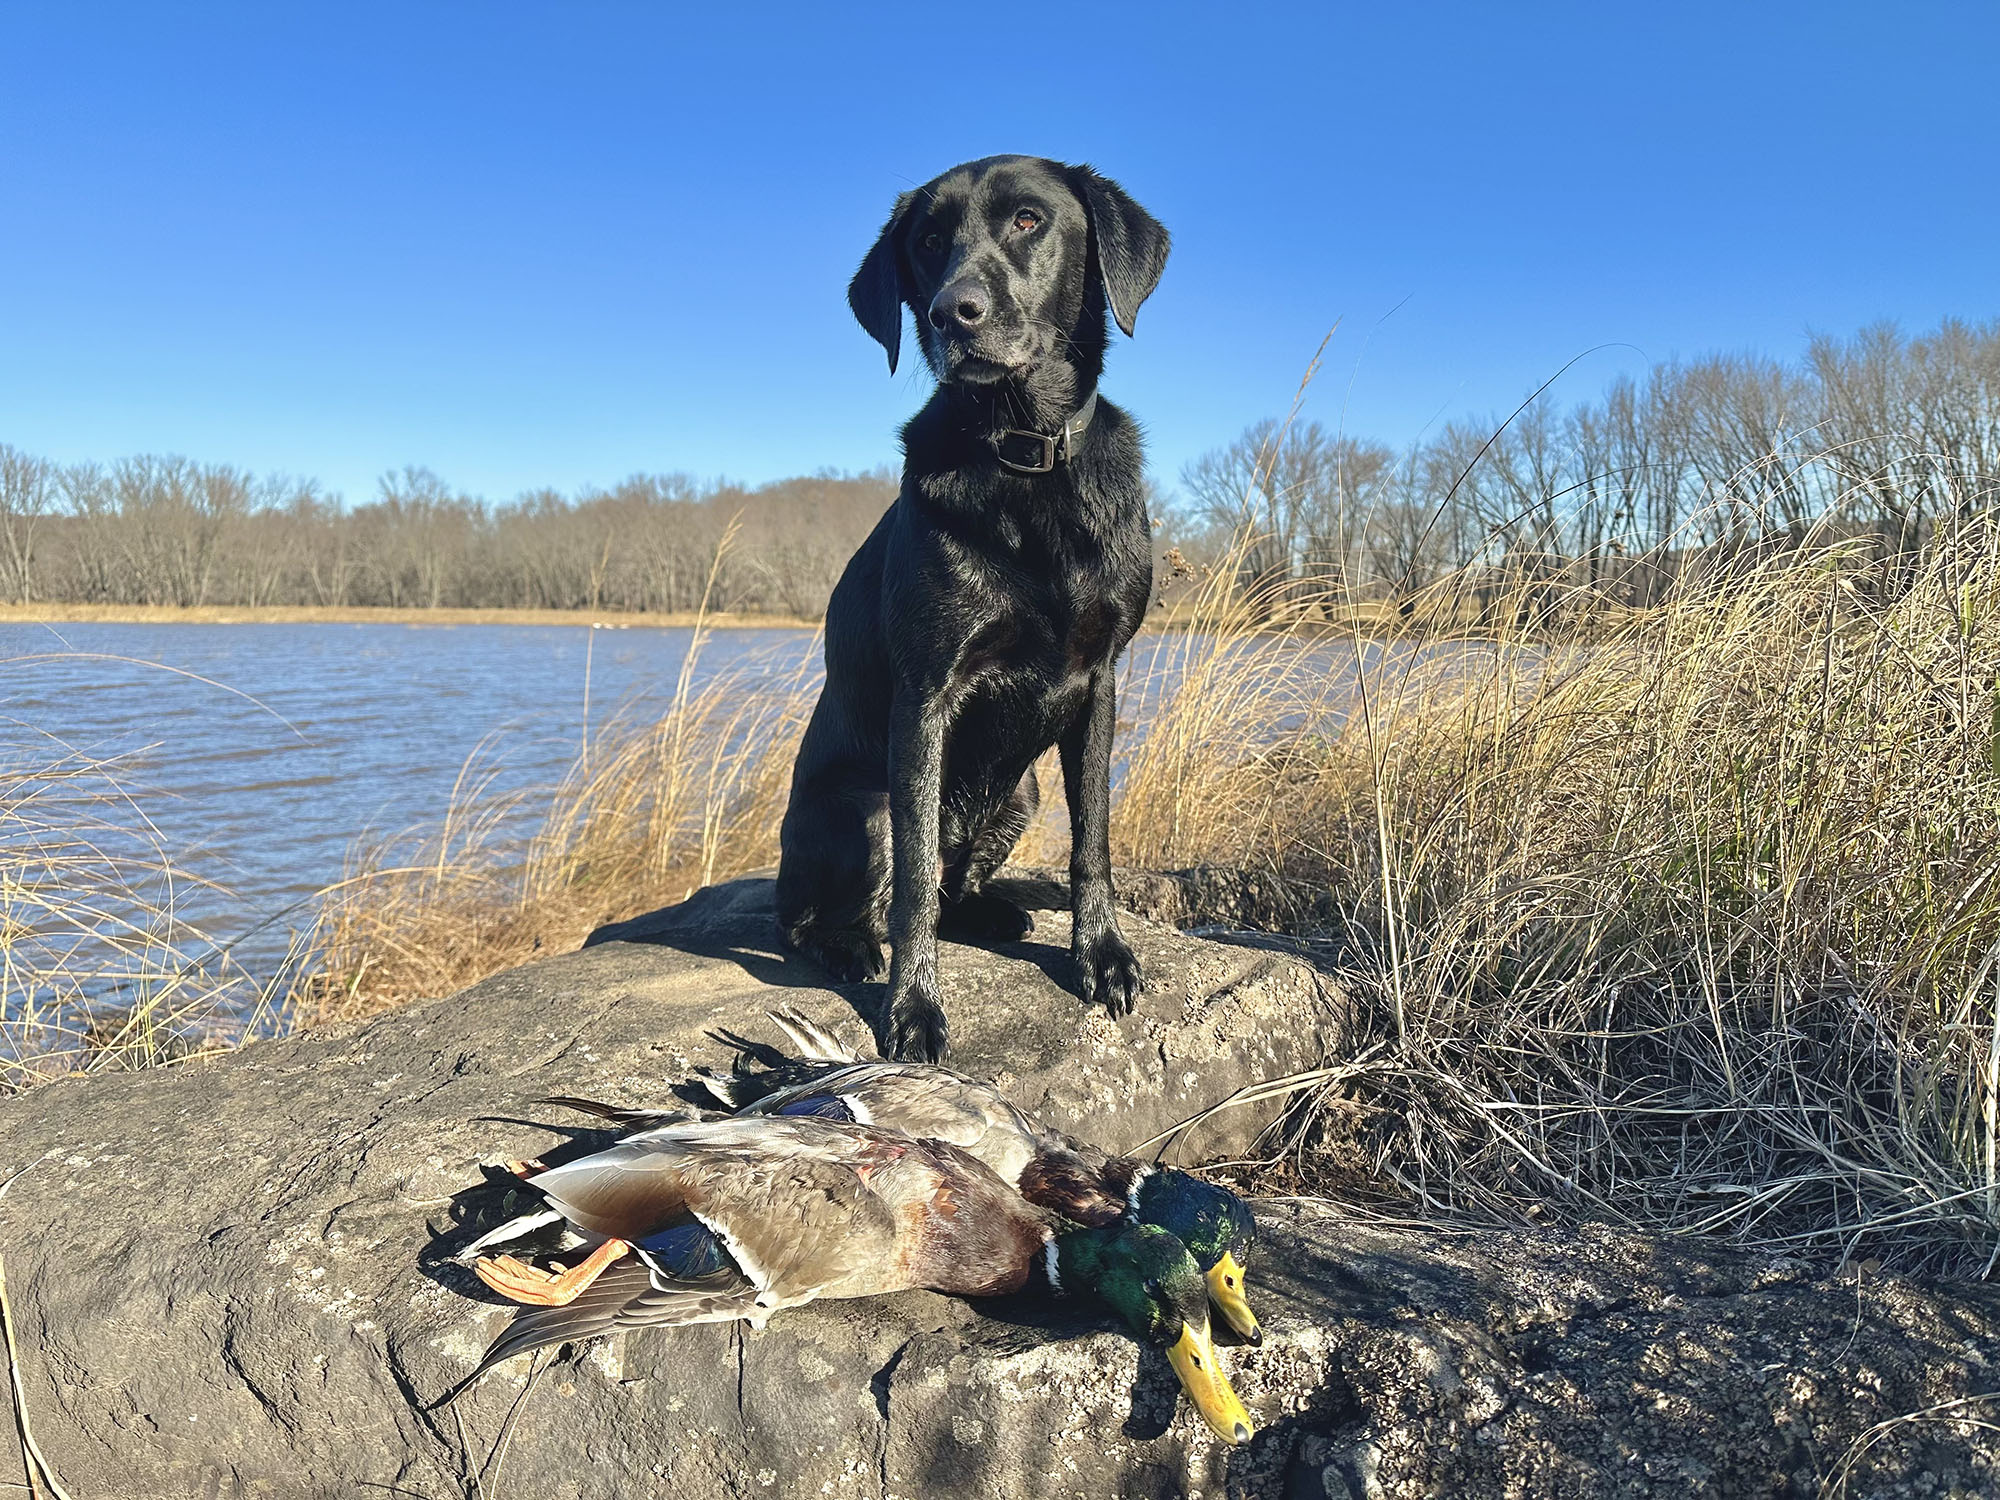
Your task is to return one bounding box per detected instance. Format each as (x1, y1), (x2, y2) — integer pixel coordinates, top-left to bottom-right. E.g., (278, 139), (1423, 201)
(1017, 1150), (1126, 1227)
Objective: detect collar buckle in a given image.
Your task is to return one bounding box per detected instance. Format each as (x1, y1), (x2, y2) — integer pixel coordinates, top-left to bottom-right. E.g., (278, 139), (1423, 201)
(991, 392), (1095, 476)
(995, 428), (1059, 474)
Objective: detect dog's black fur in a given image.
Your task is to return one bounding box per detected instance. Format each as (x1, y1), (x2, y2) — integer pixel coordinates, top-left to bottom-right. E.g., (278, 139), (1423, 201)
(774, 155), (1169, 1062)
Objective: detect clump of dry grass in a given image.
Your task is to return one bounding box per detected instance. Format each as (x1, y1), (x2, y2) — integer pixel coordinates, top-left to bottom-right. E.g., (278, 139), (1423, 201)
(1123, 514), (2000, 1273)
(0, 727), (300, 1091)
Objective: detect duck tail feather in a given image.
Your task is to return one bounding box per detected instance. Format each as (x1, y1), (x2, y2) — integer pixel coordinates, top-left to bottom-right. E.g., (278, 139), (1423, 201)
(696, 1068), (754, 1107)
(765, 1008), (859, 1063)
(536, 1095), (693, 1129)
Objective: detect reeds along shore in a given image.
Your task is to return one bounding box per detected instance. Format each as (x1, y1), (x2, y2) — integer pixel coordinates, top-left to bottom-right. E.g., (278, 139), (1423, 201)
(9, 470), (2000, 1276)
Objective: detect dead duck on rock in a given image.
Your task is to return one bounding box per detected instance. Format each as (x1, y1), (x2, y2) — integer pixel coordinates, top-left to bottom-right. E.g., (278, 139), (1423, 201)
(459, 1113), (1254, 1443)
(544, 1008), (1264, 1344)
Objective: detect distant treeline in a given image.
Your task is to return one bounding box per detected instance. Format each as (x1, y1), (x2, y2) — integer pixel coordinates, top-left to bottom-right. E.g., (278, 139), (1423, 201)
(1176, 317), (2000, 614)
(0, 459), (898, 617)
(4, 317), (1996, 620)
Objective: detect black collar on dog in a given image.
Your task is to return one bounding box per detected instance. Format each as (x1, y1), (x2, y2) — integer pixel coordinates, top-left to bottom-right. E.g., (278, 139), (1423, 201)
(992, 391), (1098, 475)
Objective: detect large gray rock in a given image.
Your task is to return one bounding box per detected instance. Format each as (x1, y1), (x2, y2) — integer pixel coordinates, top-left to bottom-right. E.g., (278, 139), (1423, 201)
(3, 876), (1996, 1497)
(0, 874), (1339, 1500)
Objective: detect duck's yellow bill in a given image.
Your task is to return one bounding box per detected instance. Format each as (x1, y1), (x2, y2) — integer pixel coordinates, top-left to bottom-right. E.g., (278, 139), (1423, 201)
(1164, 1320), (1255, 1445)
(1205, 1252), (1261, 1344)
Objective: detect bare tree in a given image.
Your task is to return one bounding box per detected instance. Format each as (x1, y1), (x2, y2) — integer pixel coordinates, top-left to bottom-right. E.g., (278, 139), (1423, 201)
(0, 444), (53, 602)
(1180, 419), (1395, 605)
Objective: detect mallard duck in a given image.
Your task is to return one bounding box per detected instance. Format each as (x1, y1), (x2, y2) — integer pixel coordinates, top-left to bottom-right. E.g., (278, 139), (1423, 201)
(543, 1008), (1263, 1346)
(459, 1113), (1253, 1443)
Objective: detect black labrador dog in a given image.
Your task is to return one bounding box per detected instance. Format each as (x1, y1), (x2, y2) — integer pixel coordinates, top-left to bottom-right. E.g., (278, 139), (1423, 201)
(775, 155), (1169, 1061)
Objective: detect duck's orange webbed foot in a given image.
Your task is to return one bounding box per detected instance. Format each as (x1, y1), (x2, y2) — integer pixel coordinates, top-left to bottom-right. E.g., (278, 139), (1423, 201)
(473, 1237), (630, 1306)
(505, 1158), (546, 1177)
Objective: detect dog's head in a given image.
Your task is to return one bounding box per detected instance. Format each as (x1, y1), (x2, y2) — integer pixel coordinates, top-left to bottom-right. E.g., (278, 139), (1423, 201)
(847, 156), (1169, 386)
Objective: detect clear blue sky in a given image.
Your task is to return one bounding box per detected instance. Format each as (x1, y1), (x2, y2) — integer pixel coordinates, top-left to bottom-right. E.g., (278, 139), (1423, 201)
(2, 3), (1994, 507)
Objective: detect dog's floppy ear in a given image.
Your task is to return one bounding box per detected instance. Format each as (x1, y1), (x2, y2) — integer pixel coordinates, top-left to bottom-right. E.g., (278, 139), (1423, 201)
(1068, 165), (1170, 337)
(848, 190), (916, 374)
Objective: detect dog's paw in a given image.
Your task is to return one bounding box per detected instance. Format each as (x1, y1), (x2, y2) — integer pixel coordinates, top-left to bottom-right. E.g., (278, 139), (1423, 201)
(803, 927), (885, 985)
(887, 998), (951, 1062)
(938, 892), (1036, 943)
(1077, 932), (1144, 1019)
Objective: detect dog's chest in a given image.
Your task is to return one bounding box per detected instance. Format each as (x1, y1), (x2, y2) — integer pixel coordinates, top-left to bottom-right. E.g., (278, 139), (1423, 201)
(959, 563), (1131, 678)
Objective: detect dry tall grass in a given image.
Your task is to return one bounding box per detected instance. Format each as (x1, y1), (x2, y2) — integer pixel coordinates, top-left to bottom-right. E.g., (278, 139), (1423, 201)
(299, 612), (818, 1023)
(1119, 514), (2000, 1274)
(0, 727), (301, 1091)
(290, 505), (2000, 1271)
(19, 442), (1998, 1274)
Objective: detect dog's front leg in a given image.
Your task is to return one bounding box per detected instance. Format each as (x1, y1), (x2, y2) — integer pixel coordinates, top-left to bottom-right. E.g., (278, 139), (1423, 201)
(885, 691), (951, 1060)
(1060, 668), (1144, 1017)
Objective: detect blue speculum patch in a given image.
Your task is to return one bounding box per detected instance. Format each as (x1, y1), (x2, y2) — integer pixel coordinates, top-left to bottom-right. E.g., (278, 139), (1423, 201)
(635, 1218), (735, 1279)
(774, 1093), (856, 1122)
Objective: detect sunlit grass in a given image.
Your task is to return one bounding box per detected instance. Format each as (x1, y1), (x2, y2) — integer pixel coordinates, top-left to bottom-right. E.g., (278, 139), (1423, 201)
(296, 532), (818, 1023)
(0, 721), (302, 1091)
(292, 493), (2000, 1270)
(1116, 507), (2000, 1274)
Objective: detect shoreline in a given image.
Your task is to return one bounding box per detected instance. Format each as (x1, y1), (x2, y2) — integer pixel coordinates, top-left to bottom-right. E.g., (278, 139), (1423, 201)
(0, 602), (825, 629)
(0, 600), (1494, 641)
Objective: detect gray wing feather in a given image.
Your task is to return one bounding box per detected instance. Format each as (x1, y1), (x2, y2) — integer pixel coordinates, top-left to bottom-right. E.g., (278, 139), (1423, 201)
(463, 1257), (761, 1387)
(740, 1063), (1049, 1187)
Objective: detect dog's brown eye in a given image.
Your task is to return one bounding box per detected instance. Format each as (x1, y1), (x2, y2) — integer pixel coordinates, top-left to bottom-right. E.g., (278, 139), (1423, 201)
(920, 231), (944, 254)
(1013, 209), (1041, 232)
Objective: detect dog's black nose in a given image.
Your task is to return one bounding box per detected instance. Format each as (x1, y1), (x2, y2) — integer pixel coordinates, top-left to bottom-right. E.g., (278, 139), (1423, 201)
(928, 279), (988, 332)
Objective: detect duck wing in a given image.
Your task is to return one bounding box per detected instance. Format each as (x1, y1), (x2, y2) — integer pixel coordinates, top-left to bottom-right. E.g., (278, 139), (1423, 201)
(456, 1254), (763, 1394)
(449, 1117), (1054, 1408)
(737, 1059), (1137, 1225)
(745, 1063), (1040, 1170)
(533, 1116), (998, 1304)
(677, 1011), (1128, 1223)
(666, 1112), (1059, 1298)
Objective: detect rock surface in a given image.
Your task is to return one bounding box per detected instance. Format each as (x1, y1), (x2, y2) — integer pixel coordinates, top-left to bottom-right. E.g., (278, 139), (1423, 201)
(0, 874), (1334, 1499)
(2, 876), (1996, 1498)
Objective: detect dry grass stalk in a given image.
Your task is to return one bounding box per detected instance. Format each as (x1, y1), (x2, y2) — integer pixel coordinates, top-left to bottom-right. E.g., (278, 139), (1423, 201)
(18, 413), (1999, 1273)
(1, 1252), (77, 1500)
(300, 439), (2000, 1269)
(0, 721), (300, 1092)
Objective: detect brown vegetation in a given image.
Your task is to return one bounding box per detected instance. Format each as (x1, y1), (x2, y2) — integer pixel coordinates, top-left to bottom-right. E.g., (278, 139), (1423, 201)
(299, 621), (817, 1024)
(0, 724), (301, 1087)
(284, 493), (2000, 1274)
(0, 457), (895, 618)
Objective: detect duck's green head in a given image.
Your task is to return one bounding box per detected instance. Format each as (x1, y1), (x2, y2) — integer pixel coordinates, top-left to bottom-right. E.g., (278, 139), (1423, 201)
(1133, 1170), (1261, 1344)
(1055, 1222), (1254, 1445)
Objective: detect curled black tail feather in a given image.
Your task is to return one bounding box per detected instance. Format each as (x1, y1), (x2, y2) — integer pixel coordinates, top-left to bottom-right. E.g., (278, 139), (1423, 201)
(535, 1096), (726, 1130)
